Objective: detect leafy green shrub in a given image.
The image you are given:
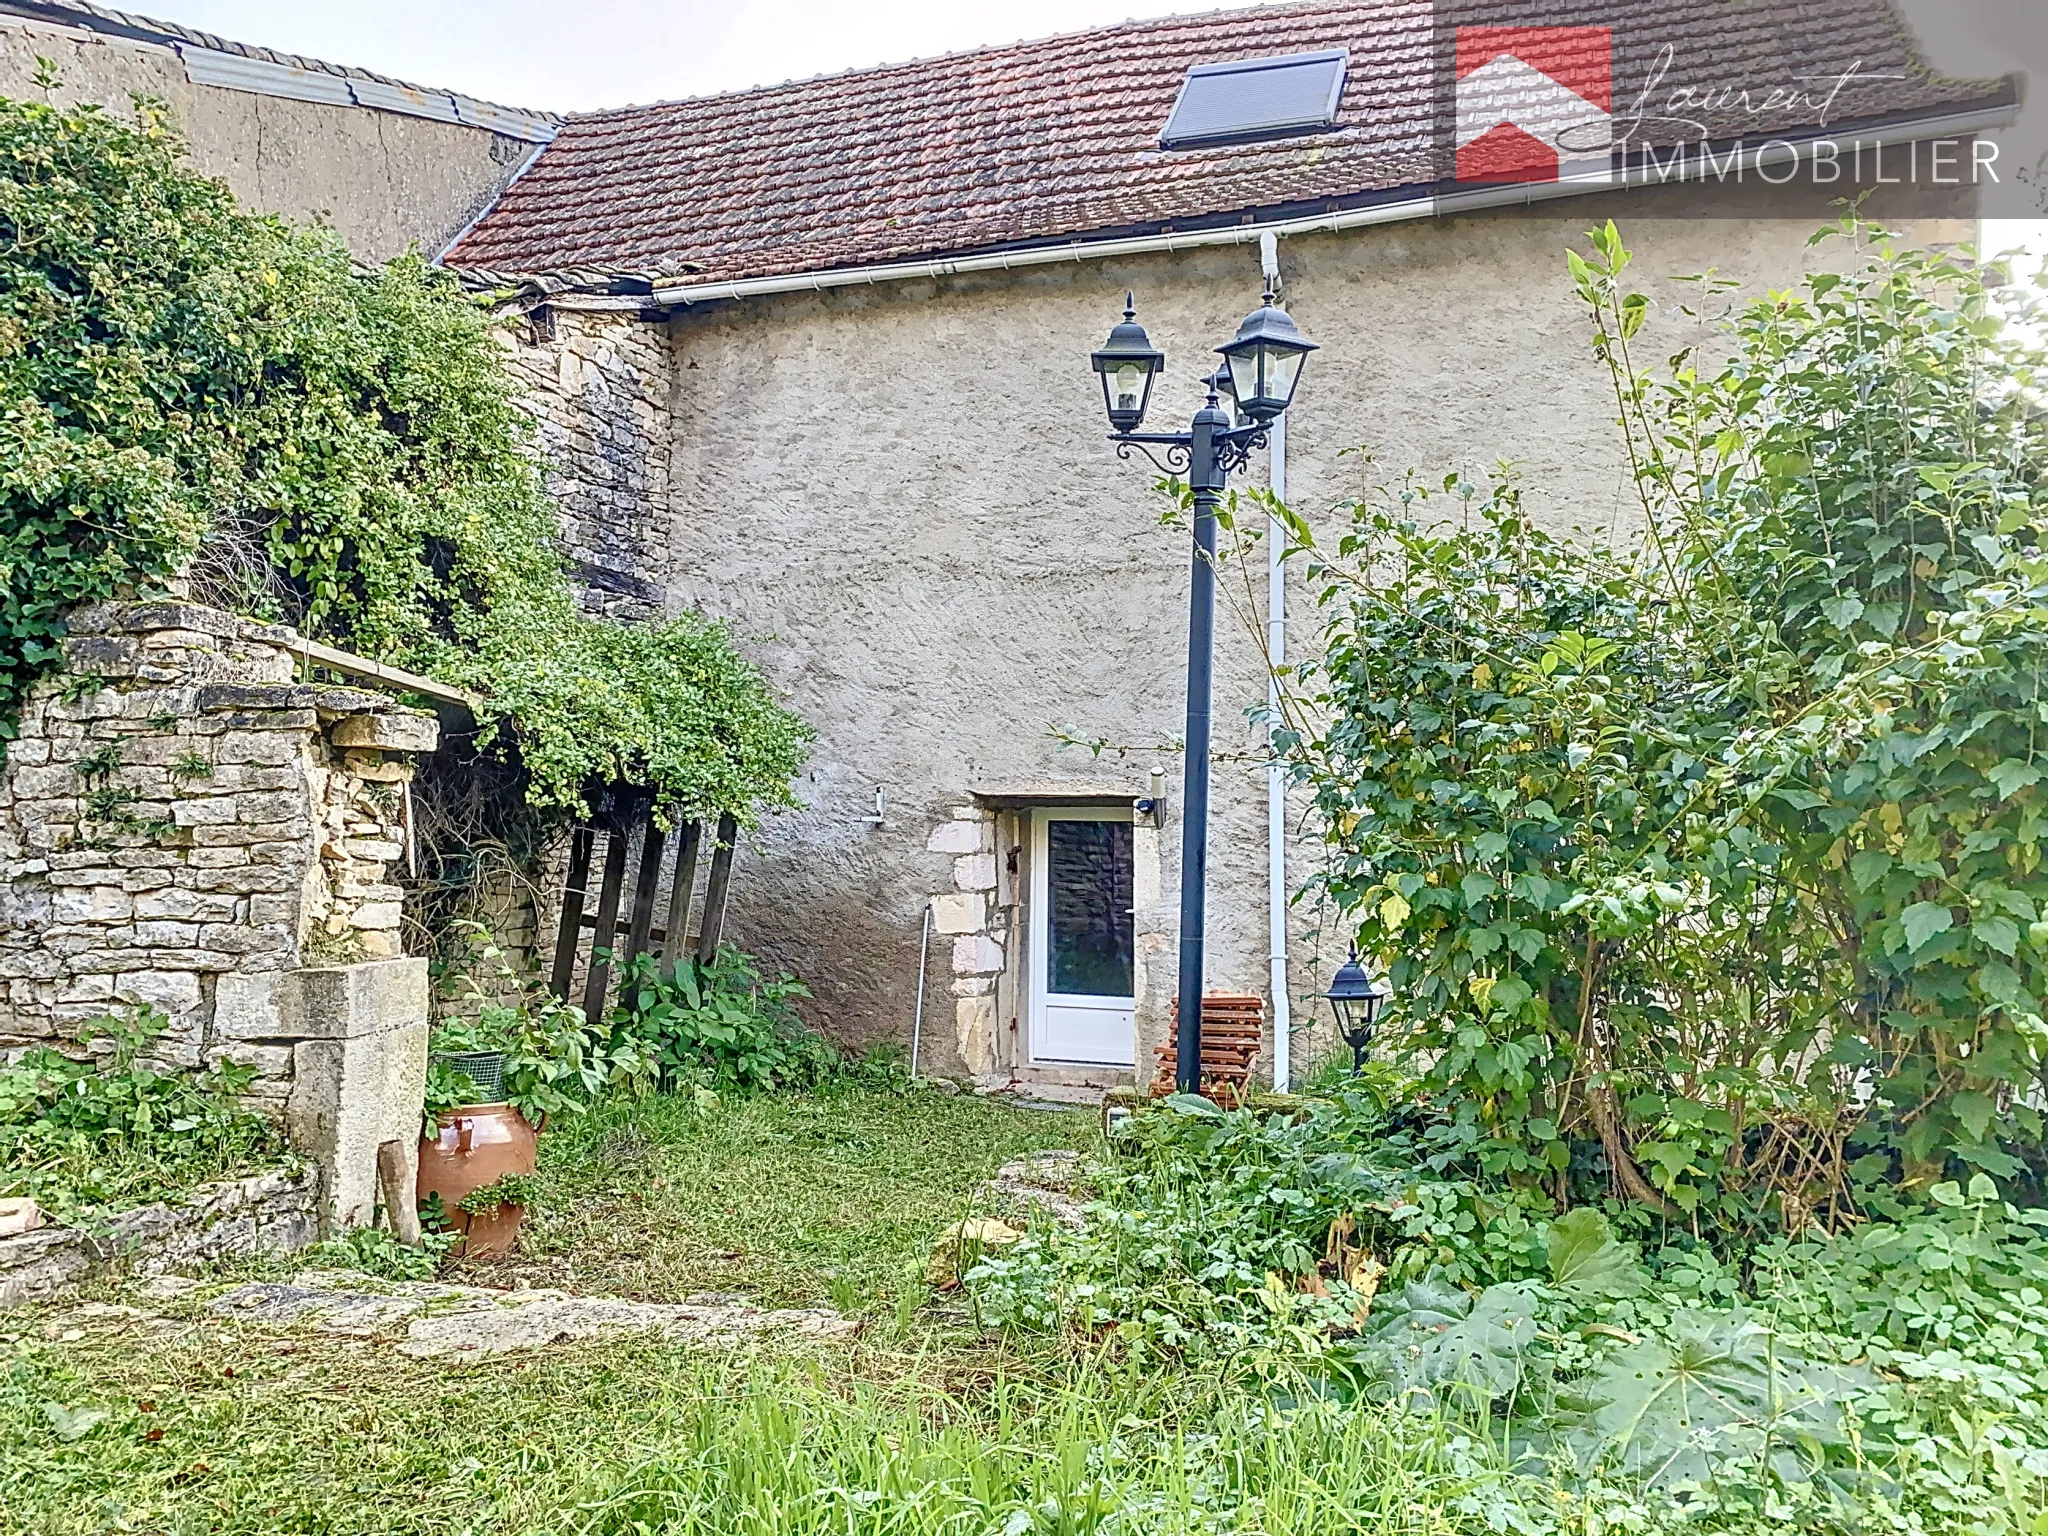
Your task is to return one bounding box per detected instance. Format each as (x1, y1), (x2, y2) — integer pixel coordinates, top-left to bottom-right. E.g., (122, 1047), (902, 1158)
(456, 1171), (544, 1217)
(605, 946), (835, 1093)
(423, 924), (653, 1133)
(0, 89), (807, 817)
(1270, 219), (2048, 1225)
(0, 1008), (285, 1217)
(975, 1091), (2048, 1530)
(972, 1090), (1502, 1360)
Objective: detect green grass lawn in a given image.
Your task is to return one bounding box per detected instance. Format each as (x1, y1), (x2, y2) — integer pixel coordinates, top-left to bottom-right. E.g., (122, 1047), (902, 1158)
(484, 1079), (1097, 1310)
(0, 1084), (1129, 1536)
(0, 1312), (1481, 1536)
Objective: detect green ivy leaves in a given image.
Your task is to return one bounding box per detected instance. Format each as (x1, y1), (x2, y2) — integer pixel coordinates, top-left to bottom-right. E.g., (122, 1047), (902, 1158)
(0, 94), (807, 818)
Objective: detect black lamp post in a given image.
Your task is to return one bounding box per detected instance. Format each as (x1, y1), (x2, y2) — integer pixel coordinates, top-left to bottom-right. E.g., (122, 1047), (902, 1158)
(1092, 289), (1317, 1094)
(1322, 946), (1389, 1071)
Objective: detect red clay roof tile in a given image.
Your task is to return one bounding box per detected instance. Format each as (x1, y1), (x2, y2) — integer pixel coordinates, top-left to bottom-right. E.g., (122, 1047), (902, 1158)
(445, 0), (2009, 283)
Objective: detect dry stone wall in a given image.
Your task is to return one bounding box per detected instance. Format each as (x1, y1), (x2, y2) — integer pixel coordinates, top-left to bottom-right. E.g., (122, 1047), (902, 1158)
(498, 308), (676, 622)
(0, 1165), (319, 1308)
(0, 601), (436, 1105)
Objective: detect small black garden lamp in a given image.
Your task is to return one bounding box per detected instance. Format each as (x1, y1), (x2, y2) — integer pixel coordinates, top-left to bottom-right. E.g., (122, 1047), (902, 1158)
(1090, 287), (1318, 1094)
(1322, 946), (1388, 1071)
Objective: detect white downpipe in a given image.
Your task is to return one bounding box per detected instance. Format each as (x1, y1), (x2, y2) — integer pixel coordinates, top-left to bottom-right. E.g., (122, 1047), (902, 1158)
(1267, 410), (1291, 1092)
(1262, 232), (1292, 1093)
(910, 902), (932, 1081)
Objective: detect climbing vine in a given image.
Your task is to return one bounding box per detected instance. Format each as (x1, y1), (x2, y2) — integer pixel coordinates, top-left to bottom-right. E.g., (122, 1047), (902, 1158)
(0, 87), (807, 817)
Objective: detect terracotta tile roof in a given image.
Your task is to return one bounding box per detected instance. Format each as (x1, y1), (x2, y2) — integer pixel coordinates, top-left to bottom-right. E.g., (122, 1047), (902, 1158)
(445, 0), (2011, 285)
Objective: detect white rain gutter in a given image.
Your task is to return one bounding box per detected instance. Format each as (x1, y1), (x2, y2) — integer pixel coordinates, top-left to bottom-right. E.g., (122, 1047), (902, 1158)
(648, 105), (2014, 308)
(1259, 231), (1293, 1094)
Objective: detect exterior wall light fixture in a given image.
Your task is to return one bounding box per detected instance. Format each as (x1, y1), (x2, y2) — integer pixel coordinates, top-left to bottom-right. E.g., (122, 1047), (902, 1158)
(1090, 294), (1166, 433)
(1216, 289), (1316, 422)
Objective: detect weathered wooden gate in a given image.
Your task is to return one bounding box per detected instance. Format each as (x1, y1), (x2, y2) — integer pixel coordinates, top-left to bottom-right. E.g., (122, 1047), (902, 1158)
(546, 787), (740, 1021)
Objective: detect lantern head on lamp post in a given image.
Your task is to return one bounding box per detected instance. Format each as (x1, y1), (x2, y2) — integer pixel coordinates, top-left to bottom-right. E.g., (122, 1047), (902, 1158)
(1216, 289), (1318, 424)
(1204, 364), (1248, 427)
(1091, 293), (1165, 433)
(1323, 946), (1388, 1071)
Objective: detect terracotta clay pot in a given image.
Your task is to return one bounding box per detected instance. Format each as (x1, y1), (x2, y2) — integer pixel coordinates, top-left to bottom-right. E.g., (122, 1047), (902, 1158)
(416, 1102), (536, 1259)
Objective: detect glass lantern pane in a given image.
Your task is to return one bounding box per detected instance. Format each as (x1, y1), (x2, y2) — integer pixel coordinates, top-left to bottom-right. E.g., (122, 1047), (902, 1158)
(1264, 346), (1305, 407)
(1112, 362), (1148, 418)
(1225, 350), (1260, 408)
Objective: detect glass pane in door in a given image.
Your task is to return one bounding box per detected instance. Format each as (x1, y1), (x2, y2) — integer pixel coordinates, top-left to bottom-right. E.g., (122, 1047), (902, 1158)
(1045, 820), (1134, 997)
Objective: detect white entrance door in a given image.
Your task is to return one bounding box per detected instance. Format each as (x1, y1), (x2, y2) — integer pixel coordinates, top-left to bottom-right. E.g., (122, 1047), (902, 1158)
(1027, 808), (1136, 1066)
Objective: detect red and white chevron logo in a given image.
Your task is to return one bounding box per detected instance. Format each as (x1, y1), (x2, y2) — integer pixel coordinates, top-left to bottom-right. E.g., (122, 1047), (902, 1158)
(1455, 26), (1612, 184)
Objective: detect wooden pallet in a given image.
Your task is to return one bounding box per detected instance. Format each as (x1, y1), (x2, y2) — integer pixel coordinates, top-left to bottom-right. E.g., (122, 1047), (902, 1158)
(1150, 993), (1265, 1106)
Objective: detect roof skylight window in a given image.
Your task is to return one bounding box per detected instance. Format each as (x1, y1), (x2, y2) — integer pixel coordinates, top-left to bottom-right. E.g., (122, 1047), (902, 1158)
(1159, 49), (1349, 149)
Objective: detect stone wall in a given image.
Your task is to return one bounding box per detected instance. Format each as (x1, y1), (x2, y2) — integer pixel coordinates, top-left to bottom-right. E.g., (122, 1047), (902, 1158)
(0, 601), (436, 1105)
(0, 1166), (318, 1308)
(498, 308), (676, 622)
(926, 804), (1005, 1081)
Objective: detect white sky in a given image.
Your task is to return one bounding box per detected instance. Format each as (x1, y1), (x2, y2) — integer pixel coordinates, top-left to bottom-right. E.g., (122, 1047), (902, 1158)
(126, 0), (1264, 112)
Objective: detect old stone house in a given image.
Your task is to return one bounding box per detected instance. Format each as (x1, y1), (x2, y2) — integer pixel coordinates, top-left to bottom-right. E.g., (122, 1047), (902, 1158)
(0, 0), (2022, 1098)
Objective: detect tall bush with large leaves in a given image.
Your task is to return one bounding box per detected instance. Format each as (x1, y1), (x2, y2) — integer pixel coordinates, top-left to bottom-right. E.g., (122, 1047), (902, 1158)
(1282, 220), (2048, 1223)
(0, 89), (807, 816)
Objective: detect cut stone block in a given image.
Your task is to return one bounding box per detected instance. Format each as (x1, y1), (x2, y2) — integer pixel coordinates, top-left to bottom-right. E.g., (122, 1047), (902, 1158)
(926, 820), (982, 854)
(951, 935), (1004, 975)
(328, 712), (438, 753)
(285, 958), (430, 1235)
(930, 892), (984, 934)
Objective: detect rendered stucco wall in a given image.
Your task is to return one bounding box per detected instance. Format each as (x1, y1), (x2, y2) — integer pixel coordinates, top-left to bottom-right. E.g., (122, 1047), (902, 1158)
(0, 13), (530, 260)
(648, 179), (1973, 1083)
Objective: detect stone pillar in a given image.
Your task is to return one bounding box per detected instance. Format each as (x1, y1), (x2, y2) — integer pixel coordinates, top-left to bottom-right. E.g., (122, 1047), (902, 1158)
(928, 805), (1003, 1082)
(282, 959), (430, 1235)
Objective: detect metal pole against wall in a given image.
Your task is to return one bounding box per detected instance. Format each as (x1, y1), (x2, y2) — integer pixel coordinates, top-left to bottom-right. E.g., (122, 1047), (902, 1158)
(1263, 233), (1294, 1093)
(1175, 391), (1229, 1095)
(910, 903), (932, 1081)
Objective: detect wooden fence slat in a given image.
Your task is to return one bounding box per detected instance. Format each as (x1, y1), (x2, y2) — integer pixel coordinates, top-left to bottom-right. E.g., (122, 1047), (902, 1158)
(659, 820), (702, 975)
(694, 811), (738, 964)
(620, 812), (666, 973)
(548, 824), (596, 1001)
(580, 816), (635, 1023)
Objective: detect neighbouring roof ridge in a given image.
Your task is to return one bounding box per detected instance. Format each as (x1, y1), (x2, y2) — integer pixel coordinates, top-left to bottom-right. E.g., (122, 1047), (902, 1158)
(0, 0), (560, 123)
